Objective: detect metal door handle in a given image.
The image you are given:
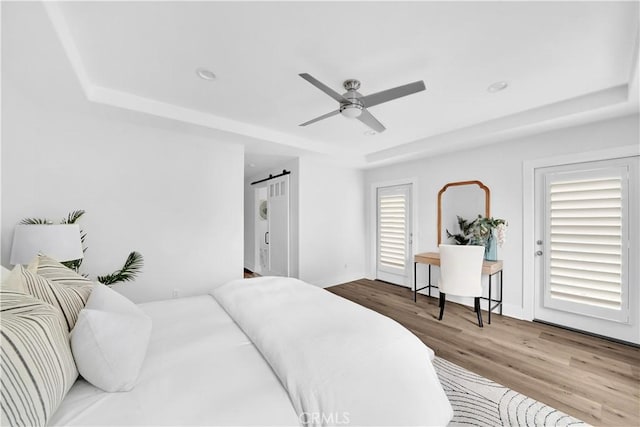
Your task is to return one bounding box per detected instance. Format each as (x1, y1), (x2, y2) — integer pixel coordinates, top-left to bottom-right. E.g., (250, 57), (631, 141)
(265, 232), (269, 245)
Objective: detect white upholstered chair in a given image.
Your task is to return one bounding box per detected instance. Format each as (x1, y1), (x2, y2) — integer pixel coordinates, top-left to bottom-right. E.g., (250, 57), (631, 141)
(438, 244), (486, 327)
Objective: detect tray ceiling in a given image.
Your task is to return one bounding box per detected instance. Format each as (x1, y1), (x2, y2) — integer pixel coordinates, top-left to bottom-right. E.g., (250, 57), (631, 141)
(44, 1), (639, 167)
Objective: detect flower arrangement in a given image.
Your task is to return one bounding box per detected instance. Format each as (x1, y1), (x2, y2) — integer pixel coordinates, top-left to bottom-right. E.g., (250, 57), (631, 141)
(495, 222), (507, 247)
(446, 215), (508, 247)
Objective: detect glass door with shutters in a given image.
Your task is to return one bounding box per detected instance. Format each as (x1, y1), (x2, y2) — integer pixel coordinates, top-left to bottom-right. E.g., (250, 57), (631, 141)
(376, 184), (412, 286)
(534, 157), (639, 343)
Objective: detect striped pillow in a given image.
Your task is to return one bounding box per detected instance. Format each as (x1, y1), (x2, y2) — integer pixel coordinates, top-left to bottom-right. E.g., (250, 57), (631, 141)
(1, 290), (78, 426)
(29, 254), (93, 287)
(11, 265), (92, 331)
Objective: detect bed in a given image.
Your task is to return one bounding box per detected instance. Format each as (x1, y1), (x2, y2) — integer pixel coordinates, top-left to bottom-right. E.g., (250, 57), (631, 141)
(48, 293), (300, 426)
(4, 269), (453, 426)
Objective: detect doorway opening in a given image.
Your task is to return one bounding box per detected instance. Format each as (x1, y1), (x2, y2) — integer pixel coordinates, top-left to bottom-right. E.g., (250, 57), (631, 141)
(253, 175), (290, 277)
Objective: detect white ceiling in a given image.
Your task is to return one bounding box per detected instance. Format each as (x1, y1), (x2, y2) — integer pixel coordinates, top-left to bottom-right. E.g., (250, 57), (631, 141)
(44, 1), (639, 171)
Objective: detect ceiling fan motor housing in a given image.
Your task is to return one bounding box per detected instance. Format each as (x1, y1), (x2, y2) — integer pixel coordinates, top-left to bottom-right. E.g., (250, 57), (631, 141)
(340, 79), (364, 118)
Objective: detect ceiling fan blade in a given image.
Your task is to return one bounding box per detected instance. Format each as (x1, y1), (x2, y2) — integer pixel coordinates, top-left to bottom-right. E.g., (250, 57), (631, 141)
(357, 109), (386, 133)
(299, 73), (350, 103)
(359, 80), (426, 108)
(299, 109), (340, 127)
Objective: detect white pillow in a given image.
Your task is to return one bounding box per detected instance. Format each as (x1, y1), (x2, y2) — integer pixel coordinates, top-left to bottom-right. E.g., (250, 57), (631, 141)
(71, 283), (152, 392)
(86, 280), (140, 313)
(1, 265), (12, 281)
(1, 265), (26, 293)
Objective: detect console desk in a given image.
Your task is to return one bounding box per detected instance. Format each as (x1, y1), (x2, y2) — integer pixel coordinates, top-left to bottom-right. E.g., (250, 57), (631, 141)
(413, 252), (504, 323)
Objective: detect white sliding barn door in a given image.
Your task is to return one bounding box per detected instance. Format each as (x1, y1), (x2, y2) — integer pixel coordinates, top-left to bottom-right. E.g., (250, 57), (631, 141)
(266, 175), (290, 277)
(376, 184), (412, 286)
(255, 187), (269, 274)
(534, 157), (639, 344)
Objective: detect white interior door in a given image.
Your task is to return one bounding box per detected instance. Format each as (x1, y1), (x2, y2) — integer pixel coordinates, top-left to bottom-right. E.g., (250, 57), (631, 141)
(534, 156), (639, 344)
(376, 184), (412, 286)
(266, 176), (290, 277)
(254, 187), (269, 274)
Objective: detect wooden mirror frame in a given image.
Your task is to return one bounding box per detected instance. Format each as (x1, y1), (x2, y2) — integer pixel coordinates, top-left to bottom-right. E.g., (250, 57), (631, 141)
(437, 180), (491, 245)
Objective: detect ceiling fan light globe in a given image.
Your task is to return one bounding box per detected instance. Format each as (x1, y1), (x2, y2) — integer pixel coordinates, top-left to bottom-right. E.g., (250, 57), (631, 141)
(340, 104), (363, 119)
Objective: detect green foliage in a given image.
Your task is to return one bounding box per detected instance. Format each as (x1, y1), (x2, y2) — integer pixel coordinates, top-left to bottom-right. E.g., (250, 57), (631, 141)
(20, 218), (52, 225)
(470, 215), (507, 245)
(61, 210), (86, 225)
(97, 252), (144, 285)
(60, 210), (87, 272)
(19, 210), (143, 285)
(446, 216), (476, 245)
(446, 215), (507, 246)
(61, 259), (84, 273)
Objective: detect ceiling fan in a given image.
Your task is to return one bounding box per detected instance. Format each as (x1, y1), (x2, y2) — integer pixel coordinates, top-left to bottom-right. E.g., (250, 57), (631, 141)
(298, 73), (426, 133)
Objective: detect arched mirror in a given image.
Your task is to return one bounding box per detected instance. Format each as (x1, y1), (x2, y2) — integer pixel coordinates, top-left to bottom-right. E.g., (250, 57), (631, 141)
(437, 180), (490, 245)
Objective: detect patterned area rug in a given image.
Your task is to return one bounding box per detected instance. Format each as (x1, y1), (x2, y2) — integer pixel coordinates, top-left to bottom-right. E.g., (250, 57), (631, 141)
(433, 357), (590, 427)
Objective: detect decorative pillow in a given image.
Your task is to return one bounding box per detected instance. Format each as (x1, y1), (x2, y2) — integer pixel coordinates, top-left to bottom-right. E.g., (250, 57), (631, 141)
(71, 283), (152, 392)
(1, 265), (12, 281)
(10, 264), (91, 331)
(28, 253), (93, 287)
(84, 280), (139, 313)
(1, 265), (26, 293)
(0, 290), (78, 427)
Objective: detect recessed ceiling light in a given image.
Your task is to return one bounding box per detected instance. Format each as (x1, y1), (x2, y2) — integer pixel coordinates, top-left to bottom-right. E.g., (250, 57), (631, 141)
(248, 163), (256, 168)
(196, 68), (216, 81)
(364, 130), (377, 136)
(487, 81), (508, 93)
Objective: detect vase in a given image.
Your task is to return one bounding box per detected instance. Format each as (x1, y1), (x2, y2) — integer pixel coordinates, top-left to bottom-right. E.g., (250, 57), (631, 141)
(484, 232), (497, 261)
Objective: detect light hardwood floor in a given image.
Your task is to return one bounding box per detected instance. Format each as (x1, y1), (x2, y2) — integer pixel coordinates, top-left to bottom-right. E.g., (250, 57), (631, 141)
(328, 279), (640, 426)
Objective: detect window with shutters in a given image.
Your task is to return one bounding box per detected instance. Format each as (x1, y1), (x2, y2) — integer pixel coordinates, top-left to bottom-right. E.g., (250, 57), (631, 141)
(544, 165), (630, 323)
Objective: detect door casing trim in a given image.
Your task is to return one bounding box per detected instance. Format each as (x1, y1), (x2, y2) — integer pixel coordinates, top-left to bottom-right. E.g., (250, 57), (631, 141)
(522, 145), (639, 321)
(368, 178), (419, 286)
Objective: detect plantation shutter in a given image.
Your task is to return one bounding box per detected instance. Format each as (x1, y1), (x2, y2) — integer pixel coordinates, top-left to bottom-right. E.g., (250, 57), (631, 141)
(379, 194), (406, 269)
(377, 188), (409, 272)
(544, 165), (629, 322)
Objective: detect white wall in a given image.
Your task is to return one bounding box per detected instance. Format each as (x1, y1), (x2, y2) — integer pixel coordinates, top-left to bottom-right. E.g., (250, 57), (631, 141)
(1, 2), (245, 303)
(298, 157), (366, 287)
(364, 114), (640, 319)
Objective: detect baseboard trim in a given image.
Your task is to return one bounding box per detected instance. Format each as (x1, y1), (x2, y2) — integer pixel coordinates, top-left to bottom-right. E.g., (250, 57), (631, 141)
(533, 319), (640, 348)
(310, 272), (367, 289)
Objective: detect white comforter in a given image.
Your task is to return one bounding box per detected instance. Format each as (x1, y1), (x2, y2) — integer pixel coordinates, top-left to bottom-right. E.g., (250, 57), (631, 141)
(49, 295), (299, 426)
(212, 277), (453, 427)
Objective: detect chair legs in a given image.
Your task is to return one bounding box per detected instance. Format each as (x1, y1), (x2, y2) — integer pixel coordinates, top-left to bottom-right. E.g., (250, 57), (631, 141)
(474, 297), (483, 328)
(438, 294), (483, 328)
(438, 292), (446, 321)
